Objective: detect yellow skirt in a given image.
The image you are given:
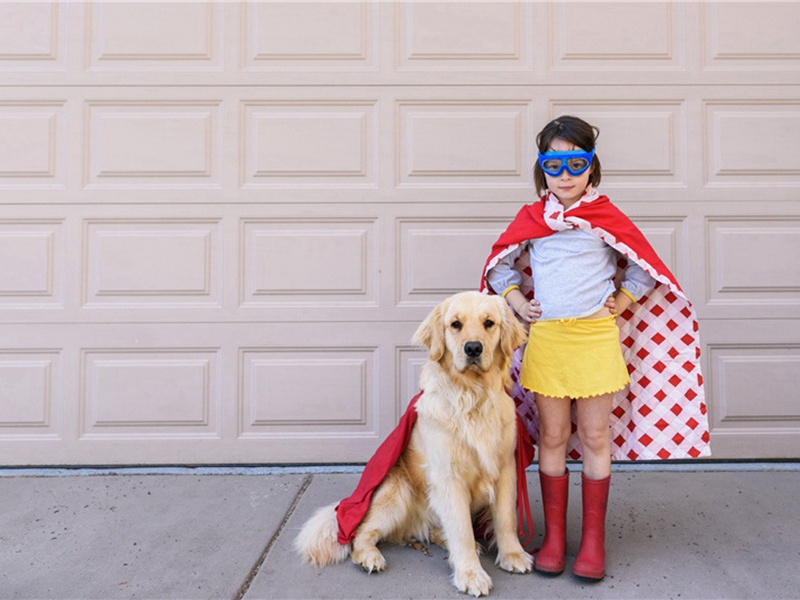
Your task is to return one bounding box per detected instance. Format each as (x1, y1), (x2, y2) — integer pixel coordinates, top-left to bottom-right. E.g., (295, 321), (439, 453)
(519, 315), (630, 399)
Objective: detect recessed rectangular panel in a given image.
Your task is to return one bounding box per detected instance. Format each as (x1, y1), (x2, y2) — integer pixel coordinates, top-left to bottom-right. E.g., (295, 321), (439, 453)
(704, 2), (800, 70)
(0, 2), (63, 71)
(241, 219), (375, 306)
(398, 219), (506, 305)
(706, 102), (800, 187)
(255, 115), (365, 175)
(0, 231), (52, 294)
(398, 1), (530, 70)
(87, 2), (221, 70)
(240, 348), (375, 436)
(0, 104), (64, 187)
(0, 222), (62, 306)
(242, 101), (376, 187)
(550, 101), (684, 185)
(82, 349), (218, 438)
(398, 102), (530, 186)
(84, 220), (220, 307)
(550, 1), (682, 70)
(244, 1), (374, 69)
(86, 102), (221, 188)
(0, 351), (60, 438)
(709, 345), (800, 428)
(708, 218), (800, 305)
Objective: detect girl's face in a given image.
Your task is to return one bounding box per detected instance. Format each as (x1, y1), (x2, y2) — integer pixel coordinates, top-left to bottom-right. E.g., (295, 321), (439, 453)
(543, 137), (594, 208)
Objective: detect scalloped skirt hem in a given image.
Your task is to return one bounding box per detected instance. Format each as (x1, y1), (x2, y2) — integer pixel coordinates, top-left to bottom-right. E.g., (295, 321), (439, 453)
(521, 381), (629, 400)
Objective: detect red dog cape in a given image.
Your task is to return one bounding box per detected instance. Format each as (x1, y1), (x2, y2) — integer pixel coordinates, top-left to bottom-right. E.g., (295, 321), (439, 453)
(336, 393), (536, 546)
(480, 191), (711, 461)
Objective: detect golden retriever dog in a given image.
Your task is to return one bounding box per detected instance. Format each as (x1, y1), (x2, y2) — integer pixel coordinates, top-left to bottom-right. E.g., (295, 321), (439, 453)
(295, 291), (530, 597)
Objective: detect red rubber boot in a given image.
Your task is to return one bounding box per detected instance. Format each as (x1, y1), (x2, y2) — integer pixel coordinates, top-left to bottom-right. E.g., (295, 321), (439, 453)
(534, 470), (569, 576)
(572, 473), (610, 582)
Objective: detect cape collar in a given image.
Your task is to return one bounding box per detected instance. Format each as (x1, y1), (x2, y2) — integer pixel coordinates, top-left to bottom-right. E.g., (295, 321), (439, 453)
(543, 187), (600, 232)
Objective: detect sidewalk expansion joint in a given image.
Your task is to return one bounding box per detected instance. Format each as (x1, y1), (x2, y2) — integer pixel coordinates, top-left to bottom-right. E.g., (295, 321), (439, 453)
(233, 473), (313, 600)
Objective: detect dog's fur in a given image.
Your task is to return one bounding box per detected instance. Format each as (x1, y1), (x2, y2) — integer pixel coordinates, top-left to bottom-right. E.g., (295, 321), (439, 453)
(295, 291), (531, 597)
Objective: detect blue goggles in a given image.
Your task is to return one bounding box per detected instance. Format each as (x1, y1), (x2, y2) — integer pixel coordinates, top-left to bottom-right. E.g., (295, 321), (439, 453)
(537, 148), (595, 176)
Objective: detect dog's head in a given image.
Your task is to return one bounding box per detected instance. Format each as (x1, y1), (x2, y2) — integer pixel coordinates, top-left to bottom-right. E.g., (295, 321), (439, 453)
(413, 291), (527, 383)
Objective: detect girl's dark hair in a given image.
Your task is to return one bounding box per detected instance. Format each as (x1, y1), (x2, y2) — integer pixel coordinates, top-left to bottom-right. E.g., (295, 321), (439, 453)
(533, 115), (602, 195)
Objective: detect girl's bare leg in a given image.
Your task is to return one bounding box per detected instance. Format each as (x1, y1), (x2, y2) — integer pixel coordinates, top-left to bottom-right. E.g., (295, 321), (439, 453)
(575, 393), (613, 479)
(534, 394), (572, 477)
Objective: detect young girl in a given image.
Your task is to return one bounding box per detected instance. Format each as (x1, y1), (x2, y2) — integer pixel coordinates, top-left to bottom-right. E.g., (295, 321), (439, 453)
(481, 115), (710, 581)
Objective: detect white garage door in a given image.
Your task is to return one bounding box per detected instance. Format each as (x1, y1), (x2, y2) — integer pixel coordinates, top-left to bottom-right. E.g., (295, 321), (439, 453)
(1, 1), (798, 466)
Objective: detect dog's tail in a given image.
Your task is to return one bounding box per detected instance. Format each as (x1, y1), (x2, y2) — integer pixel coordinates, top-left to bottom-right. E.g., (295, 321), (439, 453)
(294, 503), (351, 567)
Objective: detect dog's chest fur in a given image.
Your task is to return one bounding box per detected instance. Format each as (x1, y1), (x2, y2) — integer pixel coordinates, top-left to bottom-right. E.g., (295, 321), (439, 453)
(415, 378), (516, 494)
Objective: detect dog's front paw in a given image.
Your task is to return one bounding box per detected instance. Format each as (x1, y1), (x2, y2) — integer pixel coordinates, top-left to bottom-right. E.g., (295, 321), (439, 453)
(351, 546), (386, 574)
(496, 549), (533, 574)
(453, 566), (493, 597)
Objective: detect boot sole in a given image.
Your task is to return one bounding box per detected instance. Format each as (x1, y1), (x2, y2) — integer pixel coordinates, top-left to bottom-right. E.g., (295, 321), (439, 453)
(534, 566), (564, 577)
(572, 570), (605, 583)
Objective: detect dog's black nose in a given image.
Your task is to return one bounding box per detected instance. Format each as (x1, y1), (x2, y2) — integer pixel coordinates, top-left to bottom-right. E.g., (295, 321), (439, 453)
(464, 341), (483, 358)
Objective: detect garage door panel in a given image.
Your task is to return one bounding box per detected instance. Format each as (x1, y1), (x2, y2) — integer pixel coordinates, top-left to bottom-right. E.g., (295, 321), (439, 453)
(240, 217), (378, 308)
(0, 2), (65, 72)
(243, 1), (376, 72)
(0, 219), (64, 308)
(239, 347), (376, 437)
(86, 2), (223, 72)
(550, 1), (684, 71)
(397, 217), (507, 306)
(85, 101), (223, 189)
(397, 1), (532, 71)
(397, 100), (532, 187)
(702, 319), (800, 458)
(704, 100), (800, 188)
(0, 101), (66, 188)
(80, 348), (220, 440)
(705, 216), (800, 318)
(0, 350), (62, 440)
(241, 100), (378, 188)
(703, 2), (800, 72)
(83, 219), (222, 308)
(710, 346), (800, 425)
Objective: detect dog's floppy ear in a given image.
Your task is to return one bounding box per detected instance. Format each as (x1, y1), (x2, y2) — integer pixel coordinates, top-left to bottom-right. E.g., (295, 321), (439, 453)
(413, 300), (447, 362)
(497, 296), (527, 358)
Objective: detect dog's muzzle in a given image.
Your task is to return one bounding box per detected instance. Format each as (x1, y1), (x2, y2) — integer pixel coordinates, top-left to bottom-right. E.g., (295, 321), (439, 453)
(464, 341), (483, 365)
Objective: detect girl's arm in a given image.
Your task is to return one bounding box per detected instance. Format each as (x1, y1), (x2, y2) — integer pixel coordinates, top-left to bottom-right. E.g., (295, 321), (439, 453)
(606, 258), (656, 315)
(486, 243), (542, 323)
(504, 287), (542, 323)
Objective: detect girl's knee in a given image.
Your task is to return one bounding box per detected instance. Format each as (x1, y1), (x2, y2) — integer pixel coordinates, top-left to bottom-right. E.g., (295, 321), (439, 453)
(577, 427), (610, 454)
(539, 426), (570, 450)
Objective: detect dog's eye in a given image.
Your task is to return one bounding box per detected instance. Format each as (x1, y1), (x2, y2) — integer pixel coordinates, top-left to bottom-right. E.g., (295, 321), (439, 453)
(484, 319), (495, 329)
(451, 320), (462, 330)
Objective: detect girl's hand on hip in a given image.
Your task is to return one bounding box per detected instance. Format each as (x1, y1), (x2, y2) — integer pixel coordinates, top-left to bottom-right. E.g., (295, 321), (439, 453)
(518, 299), (542, 323)
(604, 294), (617, 314)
